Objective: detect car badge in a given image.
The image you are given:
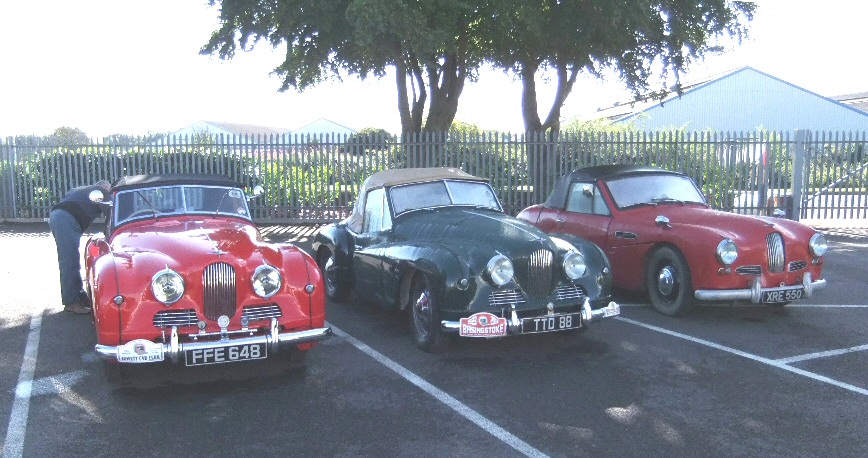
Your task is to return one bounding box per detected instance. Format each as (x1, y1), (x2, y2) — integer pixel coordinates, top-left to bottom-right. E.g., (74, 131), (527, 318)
(217, 315), (230, 330)
(459, 312), (508, 338)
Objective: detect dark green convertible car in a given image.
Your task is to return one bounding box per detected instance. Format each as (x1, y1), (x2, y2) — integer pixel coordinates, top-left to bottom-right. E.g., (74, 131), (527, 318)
(313, 167), (620, 351)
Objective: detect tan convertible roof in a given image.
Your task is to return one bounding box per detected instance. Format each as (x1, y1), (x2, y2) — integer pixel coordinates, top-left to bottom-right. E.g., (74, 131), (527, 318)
(344, 167), (488, 233)
(362, 167), (488, 190)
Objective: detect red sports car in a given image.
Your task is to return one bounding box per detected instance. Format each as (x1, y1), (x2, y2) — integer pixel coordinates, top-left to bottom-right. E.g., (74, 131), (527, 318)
(517, 165), (828, 316)
(84, 174), (330, 381)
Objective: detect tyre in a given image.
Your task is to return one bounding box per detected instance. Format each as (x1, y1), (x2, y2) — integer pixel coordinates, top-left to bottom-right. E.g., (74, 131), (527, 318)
(409, 273), (447, 352)
(318, 248), (350, 302)
(646, 246), (694, 316)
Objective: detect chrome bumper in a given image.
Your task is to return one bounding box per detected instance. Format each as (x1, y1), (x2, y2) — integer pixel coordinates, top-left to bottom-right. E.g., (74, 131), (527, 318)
(694, 272), (826, 303)
(95, 318), (332, 363)
(440, 298), (620, 335)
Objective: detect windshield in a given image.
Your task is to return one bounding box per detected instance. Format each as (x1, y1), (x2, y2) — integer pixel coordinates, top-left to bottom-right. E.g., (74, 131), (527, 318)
(389, 179), (502, 216)
(606, 174), (706, 209)
(114, 185), (250, 225)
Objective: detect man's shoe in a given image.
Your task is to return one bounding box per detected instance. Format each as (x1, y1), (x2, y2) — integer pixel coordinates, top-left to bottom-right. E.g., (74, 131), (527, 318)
(64, 302), (92, 314)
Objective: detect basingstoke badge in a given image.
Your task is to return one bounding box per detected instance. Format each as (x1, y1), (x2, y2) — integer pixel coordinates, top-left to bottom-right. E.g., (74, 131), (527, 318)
(459, 312), (508, 337)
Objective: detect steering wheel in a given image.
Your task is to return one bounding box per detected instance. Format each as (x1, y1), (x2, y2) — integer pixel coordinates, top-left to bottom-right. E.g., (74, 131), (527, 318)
(128, 208), (161, 218)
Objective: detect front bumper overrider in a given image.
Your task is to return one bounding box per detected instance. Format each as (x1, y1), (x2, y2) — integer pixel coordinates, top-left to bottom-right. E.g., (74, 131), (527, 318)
(95, 318), (332, 363)
(440, 298), (620, 335)
(694, 272), (826, 303)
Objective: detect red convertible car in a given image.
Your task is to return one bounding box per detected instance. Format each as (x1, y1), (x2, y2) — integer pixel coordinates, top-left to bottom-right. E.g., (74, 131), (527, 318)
(517, 165), (828, 316)
(85, 174), (330, 381)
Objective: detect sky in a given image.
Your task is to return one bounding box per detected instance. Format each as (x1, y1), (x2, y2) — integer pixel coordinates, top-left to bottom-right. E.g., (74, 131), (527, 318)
(1, 0), (865, 138)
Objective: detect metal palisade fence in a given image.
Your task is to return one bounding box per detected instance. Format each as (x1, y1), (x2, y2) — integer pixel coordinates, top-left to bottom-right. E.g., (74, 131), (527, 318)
(1, 130), (866, 223)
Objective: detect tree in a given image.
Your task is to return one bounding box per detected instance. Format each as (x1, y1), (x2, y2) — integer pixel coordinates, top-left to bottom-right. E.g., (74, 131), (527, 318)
(201, 0), (485, 134)
(50, 126), (90, 145)
(483, 0), (755, 135)
(476, 0), (753, 195)
(201, 1), (754, 165)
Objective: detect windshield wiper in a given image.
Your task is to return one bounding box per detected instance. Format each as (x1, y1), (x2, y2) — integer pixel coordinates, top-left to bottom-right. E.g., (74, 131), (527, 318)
(620, 201), (658, 210)
(651, 197), (685, 205)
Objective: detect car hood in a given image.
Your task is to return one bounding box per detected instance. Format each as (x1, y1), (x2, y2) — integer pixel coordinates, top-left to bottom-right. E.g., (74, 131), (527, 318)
(624, 205), (816, 241)
(393, 207), (557, 255)
(108, 218), (269, 267)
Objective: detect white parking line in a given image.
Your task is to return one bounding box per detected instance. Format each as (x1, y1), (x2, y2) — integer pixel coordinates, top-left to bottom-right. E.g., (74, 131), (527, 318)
(775, 344), (868, 364)
(3, 307), (43, 458)
(328, 323), (549, 458)
(619, 303), (868, 308)
(783, 304), (868, 308)
(615, 317), (868, 397)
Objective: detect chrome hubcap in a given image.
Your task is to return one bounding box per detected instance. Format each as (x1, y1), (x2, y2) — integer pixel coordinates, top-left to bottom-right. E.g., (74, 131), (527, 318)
(324, 256), (336, 294)
(657, 266), (677, 297)
(413, 291), (432, 337)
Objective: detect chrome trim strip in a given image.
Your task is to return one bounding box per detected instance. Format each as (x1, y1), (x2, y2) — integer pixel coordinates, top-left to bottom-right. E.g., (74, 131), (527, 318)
(440, 299), (620, 334)
(694, 274), (826, 303)
(94, 326), (332, 362)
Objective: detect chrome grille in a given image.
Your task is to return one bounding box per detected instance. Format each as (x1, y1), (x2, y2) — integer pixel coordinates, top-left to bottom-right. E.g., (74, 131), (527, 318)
(766, 233), (785, 273)
(521, 249), (554, 300)
(736, 265), (762, 276)
(789, 261), (807, 272)
(242, 304), (283, 322)
(554, 283), (585, 302)
(153, 309), (198, 328)
(488, 289), (526, 307)
(203, 262), (237, 319)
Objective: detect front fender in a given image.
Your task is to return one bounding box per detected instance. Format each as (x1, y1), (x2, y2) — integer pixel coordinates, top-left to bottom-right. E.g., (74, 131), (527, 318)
(380, 242), (470, 312)
(274, 245), (326, 329)
(548, 233), (615, 304)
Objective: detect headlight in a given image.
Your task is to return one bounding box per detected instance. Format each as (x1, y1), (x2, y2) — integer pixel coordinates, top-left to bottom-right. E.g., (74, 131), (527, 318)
(151, 268), (184, 305)
(562, 250), (587, 279)
(810, 233), (827, 257)
(252, 264), (282, 298)
(486, 254), (514, 286)
(716, 239), (738, 265)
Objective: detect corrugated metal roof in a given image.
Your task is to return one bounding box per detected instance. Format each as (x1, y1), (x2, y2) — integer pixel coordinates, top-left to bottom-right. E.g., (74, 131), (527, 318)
(597, 67), (868, 131)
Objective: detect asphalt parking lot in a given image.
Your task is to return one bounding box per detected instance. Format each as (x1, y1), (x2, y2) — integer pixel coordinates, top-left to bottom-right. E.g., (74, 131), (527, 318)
(1, 222), (866, 457)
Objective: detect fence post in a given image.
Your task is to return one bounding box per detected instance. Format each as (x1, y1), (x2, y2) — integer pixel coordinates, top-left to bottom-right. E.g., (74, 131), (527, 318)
(0, 137), (18, 219)
(791, 129), (808, 221)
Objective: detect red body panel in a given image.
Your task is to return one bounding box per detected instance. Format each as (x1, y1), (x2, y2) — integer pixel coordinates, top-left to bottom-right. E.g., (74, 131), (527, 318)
(85, 216), (325, 347)
(518, 191), (825, 297)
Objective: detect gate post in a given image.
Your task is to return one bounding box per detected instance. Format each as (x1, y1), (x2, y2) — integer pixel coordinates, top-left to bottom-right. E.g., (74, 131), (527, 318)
(791, 130), (808, 221)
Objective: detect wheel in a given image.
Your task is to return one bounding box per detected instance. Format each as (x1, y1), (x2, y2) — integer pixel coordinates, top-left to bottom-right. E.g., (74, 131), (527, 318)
(409, 273), (447, 352)
(318, 248), (350, 302)
(646, 246), (694, 316)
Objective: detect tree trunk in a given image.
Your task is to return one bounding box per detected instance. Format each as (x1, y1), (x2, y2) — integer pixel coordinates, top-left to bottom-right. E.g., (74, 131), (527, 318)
(520, 61), (581, 203)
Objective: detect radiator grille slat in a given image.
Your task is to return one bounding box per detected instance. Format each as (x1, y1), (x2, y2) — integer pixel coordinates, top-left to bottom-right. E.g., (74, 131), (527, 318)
(523, 249), (554, 300)
(153, 309), (198, 328)
(242, 304), (282, 322)
(203, 262), (237, 319)
(554, 284), (586, 302)
(788, 261), (807, 272)
(766, 233), (785, 273)
(488, 289), (526, 307)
